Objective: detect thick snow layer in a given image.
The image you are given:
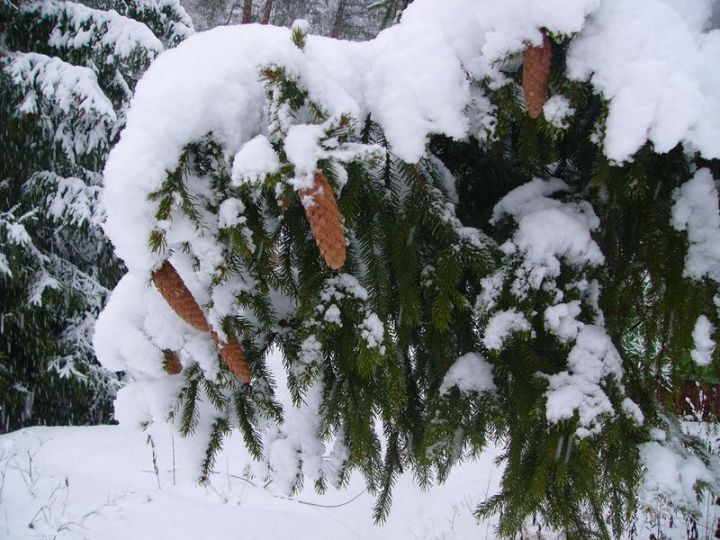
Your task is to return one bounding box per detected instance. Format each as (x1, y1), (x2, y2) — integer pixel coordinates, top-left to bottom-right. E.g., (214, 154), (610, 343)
(104, 0), (720, 275)
(439, 352), (496, 395)
(491, 178), (604, 298)
(93, 272), (202, 375)
(543, 325), (626, 437)
(566, 0), (720, 161)
(691, 314), (716, 367)
(639, 440), (715, 512)
(671, 168), (720, 283)
(482, 309), (532, 350)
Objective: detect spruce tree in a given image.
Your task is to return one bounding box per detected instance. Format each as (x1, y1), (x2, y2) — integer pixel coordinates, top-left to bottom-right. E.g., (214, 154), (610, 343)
(95, 2), (720, 537)
(0, 0), (193, 432)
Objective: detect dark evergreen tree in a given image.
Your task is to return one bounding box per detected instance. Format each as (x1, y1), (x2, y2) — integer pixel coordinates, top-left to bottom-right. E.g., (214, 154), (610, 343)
(0, 0), (193, 432)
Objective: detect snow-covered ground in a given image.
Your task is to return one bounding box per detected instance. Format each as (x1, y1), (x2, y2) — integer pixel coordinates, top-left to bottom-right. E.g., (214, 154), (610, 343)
(1, 425), (503, 540)
(3, 423), (717, 539)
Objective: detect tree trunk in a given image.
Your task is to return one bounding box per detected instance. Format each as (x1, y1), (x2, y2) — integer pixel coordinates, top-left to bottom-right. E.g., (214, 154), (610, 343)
(261, 0), (272, 24)
(242, 0), (253, 23)
(331, 0), (347, 38)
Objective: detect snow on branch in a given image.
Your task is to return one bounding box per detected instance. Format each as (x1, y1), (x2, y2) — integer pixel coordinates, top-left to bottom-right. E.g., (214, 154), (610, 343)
(671, 168), (720, 283)
(3, 51), (116, 158)
(116, 0), (194, 47)
(25, 0), (163, 63)
(27, 171), (105, 229)
(0, 207), (49, 277)
(104, 0), (720, 275)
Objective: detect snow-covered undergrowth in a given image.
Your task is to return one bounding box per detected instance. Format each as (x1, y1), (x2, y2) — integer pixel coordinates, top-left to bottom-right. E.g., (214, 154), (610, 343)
(2, 420), (717, 539)
(0, 425), (496, 540)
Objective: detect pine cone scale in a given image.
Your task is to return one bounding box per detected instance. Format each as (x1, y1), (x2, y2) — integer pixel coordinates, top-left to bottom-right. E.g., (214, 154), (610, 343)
(300, 171), (346, 270)
(152, 260), (211, 332)
(523, 33), (552, 119)
(212, 332), (252, 384)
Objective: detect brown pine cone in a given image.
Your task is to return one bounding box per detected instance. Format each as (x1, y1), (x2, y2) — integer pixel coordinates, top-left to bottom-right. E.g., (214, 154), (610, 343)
(163, 350), (183, 375)
(212, 331), (251, 384)
(523, 32), (552, 119)
(152, 261), (252, 385)
(151, 260), (210, 332)
(300, 171), (346, 270)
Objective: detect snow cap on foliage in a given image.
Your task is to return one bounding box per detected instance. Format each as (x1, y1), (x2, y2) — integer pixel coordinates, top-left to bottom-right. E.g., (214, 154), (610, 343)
(482, 309), (532, 350)
(231, 135), (280, 185)
(544, 301), (583, 342)
(671, 168), (720, 283)
(440, 352), (496, 395)
(567, 0), (720, 162)
(542, 95), (575, 129)
(28, 0), (164, 60)
(690, 314), (715, 366)
(639, 440), (715, 511)
(543, 325), (625, 437)
(4, 52), (117, 159)
(491, 178), (604, 297)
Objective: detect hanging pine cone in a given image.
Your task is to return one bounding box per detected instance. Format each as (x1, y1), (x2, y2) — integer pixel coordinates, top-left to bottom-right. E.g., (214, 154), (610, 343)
(151, 260), (210, 332)
(300, 171), (346, 270)
(523, 32), (552, 119)
(152, 260), (251, 384)
(212, 331), (251, 384)
(163, 350), (183, 375)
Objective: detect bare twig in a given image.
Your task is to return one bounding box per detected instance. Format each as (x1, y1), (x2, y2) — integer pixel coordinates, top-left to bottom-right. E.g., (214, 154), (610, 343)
(172, 434), (176, 487)
(229, 473), (365, 508)
(147, 434), (161, 490)
(0, 450), (12, 502)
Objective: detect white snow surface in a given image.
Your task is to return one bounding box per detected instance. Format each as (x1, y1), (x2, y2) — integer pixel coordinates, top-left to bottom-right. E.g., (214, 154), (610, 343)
(0, 425), (502, 540)
(543, 325), (626, 437)
(2, 420), (716, 539)
(691, 314), (716, 367)
(103, 0), (720, 275)
(482, 309), (532, 351)
(1, 347), (512, 540)
(440, 352), (496, 395)
(671, 168), (720, 283)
